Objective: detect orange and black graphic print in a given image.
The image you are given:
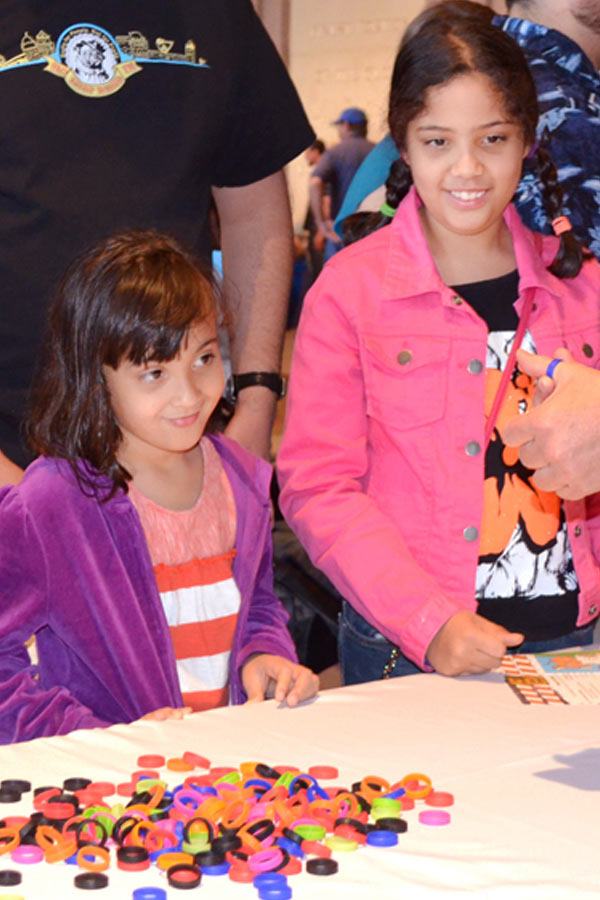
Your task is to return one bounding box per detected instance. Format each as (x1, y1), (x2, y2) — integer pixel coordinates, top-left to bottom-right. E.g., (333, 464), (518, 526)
(476, 331), (577, 601)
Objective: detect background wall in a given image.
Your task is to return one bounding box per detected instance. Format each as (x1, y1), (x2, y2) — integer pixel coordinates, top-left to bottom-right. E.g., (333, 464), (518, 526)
(286, 0), (422, 224)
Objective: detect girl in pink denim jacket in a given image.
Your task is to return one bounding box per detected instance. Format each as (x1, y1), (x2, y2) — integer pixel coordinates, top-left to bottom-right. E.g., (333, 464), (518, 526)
(278, 9), (600, 684)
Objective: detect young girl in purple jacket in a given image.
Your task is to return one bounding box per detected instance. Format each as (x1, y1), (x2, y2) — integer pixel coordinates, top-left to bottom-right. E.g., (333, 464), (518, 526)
(0, 230), (317, 743)
(278, 7), (600, 685)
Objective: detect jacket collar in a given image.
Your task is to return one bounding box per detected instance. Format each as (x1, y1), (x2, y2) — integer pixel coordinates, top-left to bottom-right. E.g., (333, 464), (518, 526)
(381, 186), (563, 308)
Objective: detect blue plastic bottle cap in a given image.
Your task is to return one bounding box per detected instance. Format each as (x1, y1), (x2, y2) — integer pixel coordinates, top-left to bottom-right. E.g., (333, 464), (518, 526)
(258, 887), (293, 900)
(200, 862), (230, 876)
(253, 872), (288, 888)
(366, 830), (399, 847)
(133, 890), (168, 900)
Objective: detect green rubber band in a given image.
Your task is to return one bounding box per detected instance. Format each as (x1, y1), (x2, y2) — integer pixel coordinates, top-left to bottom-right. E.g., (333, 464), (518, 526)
(275, 771), (296, 789)
(325, 836), (359, 852)
(380, 201), (397, 218)
(213, 771), (241, 784)
(293, 824), (326, 840)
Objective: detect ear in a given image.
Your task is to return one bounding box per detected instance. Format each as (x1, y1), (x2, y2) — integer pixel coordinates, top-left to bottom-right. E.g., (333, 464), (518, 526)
(400, 150), (410, 167)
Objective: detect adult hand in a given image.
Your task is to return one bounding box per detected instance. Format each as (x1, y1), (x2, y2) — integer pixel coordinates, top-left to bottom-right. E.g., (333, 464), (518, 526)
(242, 654), (320, 707)
(319, 220), (342, 244)
(426, 610), (523, 676)
(140, 706), (192, 722)
(503, 349), (600, 499)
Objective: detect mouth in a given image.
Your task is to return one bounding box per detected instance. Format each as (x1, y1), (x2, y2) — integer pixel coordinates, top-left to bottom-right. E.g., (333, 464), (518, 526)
(168, 412), (200, 427)
(449, 190), (486, 201)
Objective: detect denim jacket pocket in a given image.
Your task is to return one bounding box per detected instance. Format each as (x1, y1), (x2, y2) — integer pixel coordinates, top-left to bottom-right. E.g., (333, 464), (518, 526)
(362, 333), (451, 429)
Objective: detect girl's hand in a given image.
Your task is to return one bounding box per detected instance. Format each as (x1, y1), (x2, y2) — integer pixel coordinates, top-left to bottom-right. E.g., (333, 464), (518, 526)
(242, 654), (320, 707)
(139, 706), (192, 722)
(426, 611), (523, 676)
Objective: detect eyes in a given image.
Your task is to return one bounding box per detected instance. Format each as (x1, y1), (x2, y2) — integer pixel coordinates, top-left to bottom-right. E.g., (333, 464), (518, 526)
(138, 350), (217, 384)
(423, 132), (510, 150)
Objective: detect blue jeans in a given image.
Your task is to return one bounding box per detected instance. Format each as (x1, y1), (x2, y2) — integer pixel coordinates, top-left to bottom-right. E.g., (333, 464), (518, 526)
(338, 601), (596, 685)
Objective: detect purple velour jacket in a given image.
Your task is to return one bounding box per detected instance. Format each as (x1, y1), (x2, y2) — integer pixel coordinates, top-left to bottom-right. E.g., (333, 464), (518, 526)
(0, 434), (296, 744)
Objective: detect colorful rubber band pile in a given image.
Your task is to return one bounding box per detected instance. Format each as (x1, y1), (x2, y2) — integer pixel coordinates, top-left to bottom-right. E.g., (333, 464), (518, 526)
(0, 753), (454, 894)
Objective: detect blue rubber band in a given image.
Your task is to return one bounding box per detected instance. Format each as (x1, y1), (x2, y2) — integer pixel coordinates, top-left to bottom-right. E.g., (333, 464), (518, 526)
(545, 358), (563, 379)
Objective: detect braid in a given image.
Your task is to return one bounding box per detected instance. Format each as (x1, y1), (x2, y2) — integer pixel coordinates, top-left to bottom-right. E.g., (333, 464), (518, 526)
(530, 140), (589, 278)
(342, 156), (413, 247)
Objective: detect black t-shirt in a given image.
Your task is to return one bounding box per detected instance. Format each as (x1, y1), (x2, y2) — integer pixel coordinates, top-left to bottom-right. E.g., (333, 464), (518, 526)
(0, 1), (314, 465)
(451, 270), (579, 641)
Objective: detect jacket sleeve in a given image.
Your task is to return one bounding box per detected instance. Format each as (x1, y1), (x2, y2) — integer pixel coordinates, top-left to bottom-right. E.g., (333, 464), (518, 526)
(0, 485), (108, 742)
(237, 513), (298, 669)
(277, 270), (468, 668)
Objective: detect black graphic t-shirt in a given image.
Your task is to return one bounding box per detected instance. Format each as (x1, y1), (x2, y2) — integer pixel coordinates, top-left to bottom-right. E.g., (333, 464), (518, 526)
(451, 271), (579, 641)
(0, 1), (314, 465)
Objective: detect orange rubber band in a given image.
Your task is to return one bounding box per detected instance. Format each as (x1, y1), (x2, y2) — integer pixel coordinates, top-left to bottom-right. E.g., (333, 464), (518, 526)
(400, 772), (432, 799)
(144, 827), (178, 853)
(125, 820), (161, 847)
(45, 839), (78, 863)
(332, 792), (360, 818)
(0, 827), (20, 855)
(359, 775), (390, 801)
(35, 825), (64, 851)
(77, 844), (111, 872)
(167, 758), (194, 772)
(221, 800), (251, 830)
(156, 851), (194, 871)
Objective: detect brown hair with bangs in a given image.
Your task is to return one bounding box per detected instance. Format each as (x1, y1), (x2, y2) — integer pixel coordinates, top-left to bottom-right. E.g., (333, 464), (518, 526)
(27, 229), (220, 495)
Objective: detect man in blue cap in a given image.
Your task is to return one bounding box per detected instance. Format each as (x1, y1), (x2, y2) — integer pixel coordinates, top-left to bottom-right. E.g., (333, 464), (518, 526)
(309, 107), (374, 260)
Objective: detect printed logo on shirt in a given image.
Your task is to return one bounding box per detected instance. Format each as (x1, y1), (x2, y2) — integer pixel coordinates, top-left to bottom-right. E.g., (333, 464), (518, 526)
(0, 24), (208, 98)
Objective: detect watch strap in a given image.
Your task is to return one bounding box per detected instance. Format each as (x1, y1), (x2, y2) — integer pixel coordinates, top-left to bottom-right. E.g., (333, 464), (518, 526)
(229, 372), (286, 401)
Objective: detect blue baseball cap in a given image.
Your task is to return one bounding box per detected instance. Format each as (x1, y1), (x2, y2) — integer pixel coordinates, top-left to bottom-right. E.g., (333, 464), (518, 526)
(332, 107), (367, 126)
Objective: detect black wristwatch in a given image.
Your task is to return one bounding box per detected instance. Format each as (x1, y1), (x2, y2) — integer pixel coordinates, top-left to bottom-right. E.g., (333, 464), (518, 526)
(225, 372), (286, 404)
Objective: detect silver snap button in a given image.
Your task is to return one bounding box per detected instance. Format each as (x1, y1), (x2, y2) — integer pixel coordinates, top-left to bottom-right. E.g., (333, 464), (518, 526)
(451, 295), (463, 305)
(463, 526), (479, 542)
(583, 343), (594, 358)
(574, 525), (582, 537)
(589, 605), (598, 616)
(467, 359), (483, 375)
(397, 350), (413, 366)
(465, 440), (481, 457)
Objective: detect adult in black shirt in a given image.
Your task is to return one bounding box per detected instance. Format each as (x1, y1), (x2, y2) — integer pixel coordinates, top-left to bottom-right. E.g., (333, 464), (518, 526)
(0, 1), (314, 482)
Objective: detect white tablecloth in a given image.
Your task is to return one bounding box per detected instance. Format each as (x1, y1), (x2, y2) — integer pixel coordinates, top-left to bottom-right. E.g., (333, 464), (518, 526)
(1, 671), (599, 899)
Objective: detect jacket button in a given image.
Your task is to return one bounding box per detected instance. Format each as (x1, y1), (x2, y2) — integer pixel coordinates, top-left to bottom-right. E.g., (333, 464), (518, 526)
(583, 343), (594, 358)
(574, 525), (582, 537)
(465, 440), (481, 456)
(463, 526), (479, 542)
(397, 350), (413, 365)
(468, 359), (483, 374)
(589, 605), (598, 616)
(451, 295), (463, 305)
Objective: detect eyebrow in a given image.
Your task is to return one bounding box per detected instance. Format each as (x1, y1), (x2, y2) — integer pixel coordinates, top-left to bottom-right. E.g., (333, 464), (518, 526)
(415, 119), (511, 132)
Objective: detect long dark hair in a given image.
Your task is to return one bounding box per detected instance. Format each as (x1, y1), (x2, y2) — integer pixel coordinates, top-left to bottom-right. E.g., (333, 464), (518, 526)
(343, 3), (588, 278)
(27, 230), (219, 495)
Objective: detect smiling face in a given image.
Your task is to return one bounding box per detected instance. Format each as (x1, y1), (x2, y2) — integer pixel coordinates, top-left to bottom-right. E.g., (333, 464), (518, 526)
(402, 72), (530, 246)
(103, 318), (224, 468)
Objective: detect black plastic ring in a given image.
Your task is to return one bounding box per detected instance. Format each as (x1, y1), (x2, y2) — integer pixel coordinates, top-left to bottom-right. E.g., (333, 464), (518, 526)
(116, 845), (149, 863)
(167, 863), (201, 889)
(183, 815), (214, 844)
(306, 857), (339, 876)
(0, 869), (22, 886)
(74, 871), (109, 889)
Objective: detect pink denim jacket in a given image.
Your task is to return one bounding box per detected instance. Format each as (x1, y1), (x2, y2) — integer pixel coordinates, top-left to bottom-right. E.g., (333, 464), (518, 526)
(278, 188), (600, 669)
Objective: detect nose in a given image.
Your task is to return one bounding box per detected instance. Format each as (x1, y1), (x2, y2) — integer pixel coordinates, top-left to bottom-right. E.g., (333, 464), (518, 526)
(451, 147), (484, 178)
(173, 373), (202, 408)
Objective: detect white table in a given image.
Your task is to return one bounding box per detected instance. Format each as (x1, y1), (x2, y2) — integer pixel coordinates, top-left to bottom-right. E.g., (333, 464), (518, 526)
(1, 671), (599, 899)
